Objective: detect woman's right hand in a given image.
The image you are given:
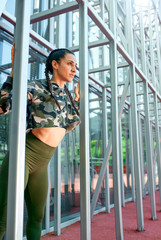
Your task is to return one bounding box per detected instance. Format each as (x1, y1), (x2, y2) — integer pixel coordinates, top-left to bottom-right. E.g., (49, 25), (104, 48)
(10, 42), (15, 77)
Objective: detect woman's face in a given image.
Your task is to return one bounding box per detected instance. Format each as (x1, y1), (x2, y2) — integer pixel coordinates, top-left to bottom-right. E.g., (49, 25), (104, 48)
(52, 53), (77, 87)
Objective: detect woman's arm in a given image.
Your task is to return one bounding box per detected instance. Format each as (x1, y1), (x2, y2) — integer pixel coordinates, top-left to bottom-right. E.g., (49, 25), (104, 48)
(74, 81), (80, 102)
(74, 81), (80, 109)
(9, 42), (15, 78)
(0, 43), (14, 114)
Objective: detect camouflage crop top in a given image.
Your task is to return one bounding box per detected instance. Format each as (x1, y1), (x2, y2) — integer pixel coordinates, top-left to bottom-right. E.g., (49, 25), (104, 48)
(0, 76), (80, 133)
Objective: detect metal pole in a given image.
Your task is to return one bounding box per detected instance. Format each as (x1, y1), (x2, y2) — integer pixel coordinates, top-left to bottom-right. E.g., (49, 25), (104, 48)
(102, 88), (110, 213)
(127, 0), (144, 230)
(154, 10), (161, 95)
(139, 10), (147, 76)
(129, 107), (135, 202)
(148, 6), (156, 87)
(119, 120), (125, 207)
(144, 81), (157, 220)
(79, 1), (91, 240)
(45, 164), (50, 232)
(125, 118), (130, 190)
(64, 135), (70, 211)
(100, 0), (110, 214)
(6, 0), (30, 239)
(71, 131), (76, 207)
(138, 112), (145, 198)
(56, 0), (66, 48)
(111, 39), (124, 240)
(154, 93), (161, 207)
(110, 0), (123, 238)
(54, 144), (61, 236)
(130, 64), (144, 231)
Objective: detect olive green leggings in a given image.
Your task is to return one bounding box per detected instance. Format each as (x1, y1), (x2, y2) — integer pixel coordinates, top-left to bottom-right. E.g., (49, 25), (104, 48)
(0, 131), (56, 240)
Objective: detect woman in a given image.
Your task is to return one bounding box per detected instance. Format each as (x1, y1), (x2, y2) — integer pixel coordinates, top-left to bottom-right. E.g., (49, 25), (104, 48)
(0, 44), (80, 239)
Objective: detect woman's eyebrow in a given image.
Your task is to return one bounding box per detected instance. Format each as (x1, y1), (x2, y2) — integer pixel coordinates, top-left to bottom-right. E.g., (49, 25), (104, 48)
(67, 60), (77, 66)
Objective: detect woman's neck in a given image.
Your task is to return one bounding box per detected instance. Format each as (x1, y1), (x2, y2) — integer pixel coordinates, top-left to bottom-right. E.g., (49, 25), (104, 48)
(51, 76), (65, 88)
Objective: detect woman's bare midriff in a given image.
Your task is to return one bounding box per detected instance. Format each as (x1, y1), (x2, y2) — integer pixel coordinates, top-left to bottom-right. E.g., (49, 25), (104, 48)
(31, 127), (66, 147)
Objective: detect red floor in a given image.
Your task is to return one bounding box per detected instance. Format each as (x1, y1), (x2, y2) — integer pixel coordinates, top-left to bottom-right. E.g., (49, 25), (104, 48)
(41, 190), (161, 240)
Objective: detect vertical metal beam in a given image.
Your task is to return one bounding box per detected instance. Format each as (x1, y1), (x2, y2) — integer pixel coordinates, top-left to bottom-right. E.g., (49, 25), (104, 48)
(6, 0), (30, 239)
(64, 135), (70, 211)
(129, 107), (135, 202)
(139, 10), (147, 75)
(159, 0), (161, 17)
(79, 1), (91, 240)
(45, 165), (50, 232)
(54, 144), (61, 236)
(154, 11), (161, 92)
(148, 6), (156, 86)
(102, 88), (110, 213)
(138, 113), (145, 198)
(110, 0), (123, 238)
(130, 64), (144, 231)
(56, 0), (66, 48)
(119, 121), (125, 207)
(100, 0), (110, 214)
(48, 0), (55, 233)
(144, 119), (150, 195)
(154, 93), (161, 207)
(49, 0), (54, 44)
(110, 40), (124, 240)
(144, 81), (157, 220)
(150, 122), (156, 192)
(125, 0), (134, 57)
(71, 131), (76, 206)
(127, 0), (144, 230)
(66, 0), (73, 47)
(125, 118), (130, 190)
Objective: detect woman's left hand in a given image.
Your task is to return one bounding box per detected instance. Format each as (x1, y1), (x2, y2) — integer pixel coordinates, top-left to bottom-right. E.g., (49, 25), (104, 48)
(74, 82), (80, 101)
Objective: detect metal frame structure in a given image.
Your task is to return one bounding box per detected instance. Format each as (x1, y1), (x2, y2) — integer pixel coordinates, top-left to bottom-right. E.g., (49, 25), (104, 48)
(0, 0), (161, 240)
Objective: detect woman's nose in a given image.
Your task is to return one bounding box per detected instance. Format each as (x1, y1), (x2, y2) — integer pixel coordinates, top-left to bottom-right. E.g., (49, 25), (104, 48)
(72, 66), (76, 72)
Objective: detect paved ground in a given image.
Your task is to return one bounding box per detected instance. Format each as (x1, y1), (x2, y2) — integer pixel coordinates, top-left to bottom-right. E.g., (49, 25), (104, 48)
(41, 190), (161, 240)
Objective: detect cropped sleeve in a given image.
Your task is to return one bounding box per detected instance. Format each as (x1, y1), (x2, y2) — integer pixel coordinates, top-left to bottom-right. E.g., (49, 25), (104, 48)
(0, 76), (35, 115)
(0, 76), (13, 114)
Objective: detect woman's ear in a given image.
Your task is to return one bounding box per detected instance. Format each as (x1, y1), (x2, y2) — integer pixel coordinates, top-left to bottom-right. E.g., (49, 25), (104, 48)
(51, 60), (59, 70)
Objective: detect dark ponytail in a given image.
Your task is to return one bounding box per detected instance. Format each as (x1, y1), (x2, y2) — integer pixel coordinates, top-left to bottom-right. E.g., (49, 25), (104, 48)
(45, 60), (61, 111)
(45, 48), (79, 116)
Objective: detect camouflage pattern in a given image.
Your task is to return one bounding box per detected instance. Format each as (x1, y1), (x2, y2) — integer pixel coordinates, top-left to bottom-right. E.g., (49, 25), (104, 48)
(0, 76), (12, 114)
(0, 76), (80, 132)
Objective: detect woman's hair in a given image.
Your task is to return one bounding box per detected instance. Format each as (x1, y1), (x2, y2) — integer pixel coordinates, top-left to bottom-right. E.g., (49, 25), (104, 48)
(45, 48), (79, 116)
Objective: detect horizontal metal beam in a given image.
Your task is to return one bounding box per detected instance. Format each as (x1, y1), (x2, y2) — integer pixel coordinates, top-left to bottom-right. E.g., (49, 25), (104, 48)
(88, 63), (129, 74)
(70, 38), (110, 52)
(135, 65), (161, 102)
(30, 29), (54, 51)
(1, 10), (16, 25)
(0, 11), (54, 52)
(30, 2), (79, 24)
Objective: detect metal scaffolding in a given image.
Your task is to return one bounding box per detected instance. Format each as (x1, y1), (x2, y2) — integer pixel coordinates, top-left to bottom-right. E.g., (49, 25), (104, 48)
(1, 0), (161, 240)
